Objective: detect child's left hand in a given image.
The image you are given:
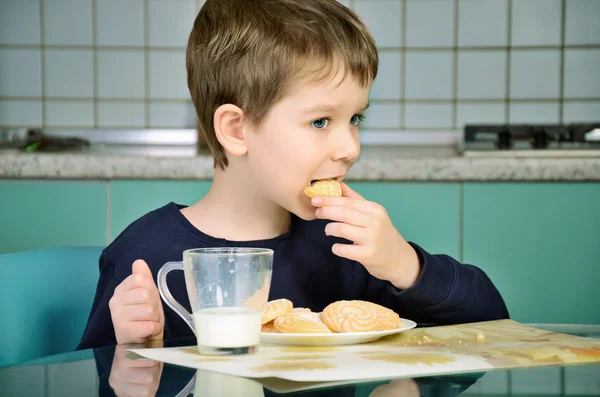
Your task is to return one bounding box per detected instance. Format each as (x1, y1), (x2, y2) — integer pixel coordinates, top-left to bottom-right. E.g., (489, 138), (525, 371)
(312, 183), (422, 290)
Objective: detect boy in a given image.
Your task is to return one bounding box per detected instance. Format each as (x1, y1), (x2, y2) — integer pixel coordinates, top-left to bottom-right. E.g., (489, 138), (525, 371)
(78, 0), (508, 349)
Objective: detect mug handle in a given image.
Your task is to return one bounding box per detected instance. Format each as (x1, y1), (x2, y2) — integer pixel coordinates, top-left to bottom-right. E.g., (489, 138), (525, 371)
(157, 261), (195, 334)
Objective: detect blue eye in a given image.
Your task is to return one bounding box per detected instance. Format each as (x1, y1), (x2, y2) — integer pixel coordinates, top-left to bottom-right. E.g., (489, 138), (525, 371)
(350, 114), (364, 126)
(311, 118), (329, 129)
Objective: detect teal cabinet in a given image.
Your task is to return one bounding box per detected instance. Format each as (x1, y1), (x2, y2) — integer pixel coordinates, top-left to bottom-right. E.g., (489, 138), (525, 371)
(462, 183), (600, 324)
(351, 182), (461, 259)
(110, 180), (211, 241)
(0, 181), (107, 254)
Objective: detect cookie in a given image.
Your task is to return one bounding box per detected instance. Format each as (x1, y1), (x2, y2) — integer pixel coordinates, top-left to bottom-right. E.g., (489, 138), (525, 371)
(321, 300), (400, 333)
(274, 312), (332, 334)
(291, 307), (312, 313)
(262, 298), (293, 324)
(304, 179), (342, 198)
(261, 321), (278, 333)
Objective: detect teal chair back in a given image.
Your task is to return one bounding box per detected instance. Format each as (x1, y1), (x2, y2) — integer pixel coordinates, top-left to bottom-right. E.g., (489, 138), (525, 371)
(0, 246), (104, 367)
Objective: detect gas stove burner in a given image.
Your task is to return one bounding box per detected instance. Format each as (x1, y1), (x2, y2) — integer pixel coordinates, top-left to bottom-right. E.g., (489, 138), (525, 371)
(462, 123), (600, 158)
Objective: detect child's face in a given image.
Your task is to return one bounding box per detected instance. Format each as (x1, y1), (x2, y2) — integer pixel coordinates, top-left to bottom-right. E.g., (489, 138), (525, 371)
(243, 67), (371, 220)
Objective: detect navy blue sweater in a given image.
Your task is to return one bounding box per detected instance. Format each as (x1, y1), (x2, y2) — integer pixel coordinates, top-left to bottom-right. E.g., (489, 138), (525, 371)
(78, 202), (508, 350)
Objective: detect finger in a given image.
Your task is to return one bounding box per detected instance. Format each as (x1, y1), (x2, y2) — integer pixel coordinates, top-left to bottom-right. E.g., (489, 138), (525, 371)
(331, 243), (369, 261)
(116, 366), (162, 385)
(115, 272), (158, 295)
(122, 358), (163, 369)
(325, 222), (370, 244)
(132, 259), (153, 277)
(118, 288), (159, 306)
(341, 182), (364, 199)
(311, 195), (365, 209)
(118, 304), (161, 322)
(118, 321), (163, 342)
(316, 205), (373, 228)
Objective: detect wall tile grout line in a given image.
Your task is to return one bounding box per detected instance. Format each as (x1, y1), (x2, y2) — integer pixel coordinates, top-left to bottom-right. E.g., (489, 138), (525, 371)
(39, 0), (46, 128)
(144, 0), (151, 128)
(2, 43), (599, 51)
(558, 0), (567, 124)
(1, 1), (598, 130)
(92, 0), (98, 128)
(505, 0), (513, 123)
(399, 0), (407, 129)
(5, 96), (599, 104)
(451, 0), (460, 129)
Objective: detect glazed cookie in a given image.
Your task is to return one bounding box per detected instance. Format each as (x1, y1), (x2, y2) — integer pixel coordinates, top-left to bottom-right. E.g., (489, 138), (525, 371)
(262, 298), (293, 324)
(322, 300), (400, 333)
(304, 179), (342, 198)
(261, 321), (278, 333)
(274, 312), (332, 334)
(373, 303), (402, 330)
(291, 307), (312, 313)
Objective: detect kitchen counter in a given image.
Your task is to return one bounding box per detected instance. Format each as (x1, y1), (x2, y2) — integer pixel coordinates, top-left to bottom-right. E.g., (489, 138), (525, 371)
(1, 145), (600, 181)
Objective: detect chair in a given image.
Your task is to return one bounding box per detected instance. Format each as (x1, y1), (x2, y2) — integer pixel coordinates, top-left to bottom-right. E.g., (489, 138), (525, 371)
(0, 246), (104, 367)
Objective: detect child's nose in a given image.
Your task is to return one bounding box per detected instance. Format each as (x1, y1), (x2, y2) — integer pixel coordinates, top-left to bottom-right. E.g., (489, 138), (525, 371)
(331, 128), (360, 162)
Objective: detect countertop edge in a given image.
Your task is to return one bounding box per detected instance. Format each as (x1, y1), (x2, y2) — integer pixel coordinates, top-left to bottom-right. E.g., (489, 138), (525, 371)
(1, 151), (600, 182)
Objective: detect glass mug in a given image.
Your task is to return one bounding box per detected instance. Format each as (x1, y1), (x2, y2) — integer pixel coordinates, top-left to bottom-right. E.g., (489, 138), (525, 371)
(157, 248), (273, 355)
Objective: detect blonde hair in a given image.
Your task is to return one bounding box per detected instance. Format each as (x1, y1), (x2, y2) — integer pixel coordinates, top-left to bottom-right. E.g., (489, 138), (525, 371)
(186, 0), (378, 169)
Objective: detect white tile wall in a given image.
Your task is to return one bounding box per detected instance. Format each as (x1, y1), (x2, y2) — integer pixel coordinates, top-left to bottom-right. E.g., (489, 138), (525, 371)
(44, 49), (94, 98)
(0, 49), (42, 97)
(405, 51), (453, 99)
(0, 100), (43, 126)
(405, 0), (454, 48)
(45, 100), (94, 127)
(96, 0), (144, 47)
(97, 50), (145, 99)
(0, 0), (41, 45)
(370, 51), (401, 100)
(0, 0), (598, 130)
(354, 0), (402, 48)
(149, 101), (196, 128)
(457, 50), (507, 99)
(362, 103), (402, 129)
(510, 102), (561, 123)
(148, 0), (196, 47)
(458, 0), (508, 47)
(563, 49), (600, 98)
(510, 50), (561, 99)
(511, 0), (562, 47)
(405, 103), (453, 128)
(148, 51), (189, 99)
(563, 101), (600, 123)
(43, 0), (93, 46)
(456, 103), (506, 127)
(97, 101), (146, 128)
(565, 0), (600, 45)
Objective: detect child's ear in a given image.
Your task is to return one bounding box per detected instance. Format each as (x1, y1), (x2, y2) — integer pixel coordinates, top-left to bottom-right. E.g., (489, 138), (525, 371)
(213, 104), (248, 157)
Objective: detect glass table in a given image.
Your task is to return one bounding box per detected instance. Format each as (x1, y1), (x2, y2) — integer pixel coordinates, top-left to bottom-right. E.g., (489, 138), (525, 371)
(1, 324), (599, 397)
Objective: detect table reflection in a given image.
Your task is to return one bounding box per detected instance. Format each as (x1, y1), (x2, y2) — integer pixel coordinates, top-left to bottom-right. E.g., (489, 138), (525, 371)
(96, 344), (482, 397)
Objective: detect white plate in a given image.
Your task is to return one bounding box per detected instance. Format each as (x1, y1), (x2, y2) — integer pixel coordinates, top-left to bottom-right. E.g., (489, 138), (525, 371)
(260, 319), (417, 346)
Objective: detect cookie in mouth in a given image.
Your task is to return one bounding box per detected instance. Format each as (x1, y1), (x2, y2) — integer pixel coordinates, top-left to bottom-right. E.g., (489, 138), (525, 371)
(304, 178), (342, 198)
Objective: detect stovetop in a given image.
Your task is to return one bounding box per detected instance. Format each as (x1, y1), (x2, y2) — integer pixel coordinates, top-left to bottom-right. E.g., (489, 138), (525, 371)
(462, 123), (600, 157)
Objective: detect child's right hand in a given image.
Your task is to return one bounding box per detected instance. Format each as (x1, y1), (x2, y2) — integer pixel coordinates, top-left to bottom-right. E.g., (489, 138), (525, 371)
(109, 259), (165, 344)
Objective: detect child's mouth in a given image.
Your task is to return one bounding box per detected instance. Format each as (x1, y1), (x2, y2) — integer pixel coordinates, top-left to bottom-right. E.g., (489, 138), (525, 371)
(308, 176), (343, 187)
(304, 176), (344, 198)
